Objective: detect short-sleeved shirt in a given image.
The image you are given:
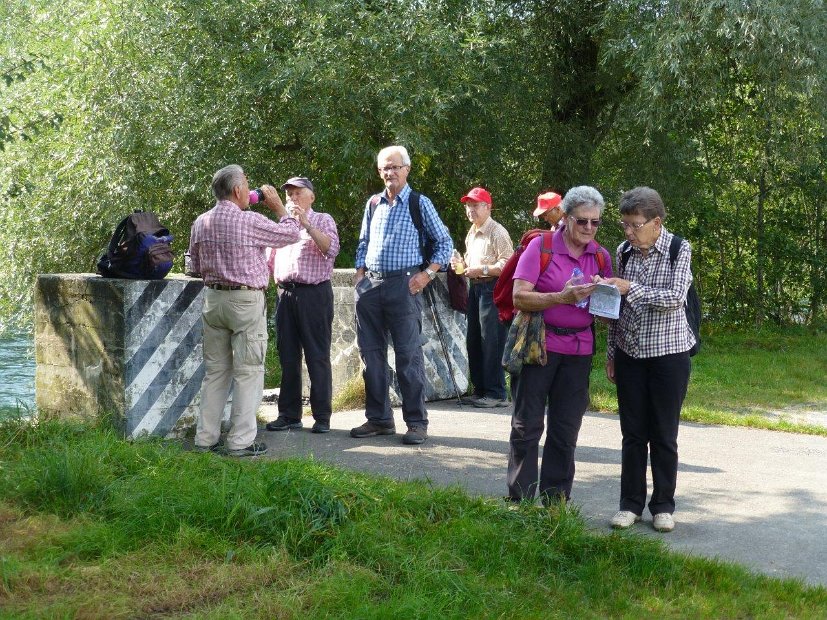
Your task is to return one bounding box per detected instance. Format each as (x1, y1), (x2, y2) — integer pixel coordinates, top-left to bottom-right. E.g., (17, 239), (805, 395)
(607, 228), (696, 361)
(270, 208), (340, 284)
(513, 228), (613, 356)
(463, 216), (513, 271)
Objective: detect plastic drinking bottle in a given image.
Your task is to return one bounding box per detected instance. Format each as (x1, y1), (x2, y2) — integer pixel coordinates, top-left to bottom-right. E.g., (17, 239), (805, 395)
(571, 267), (588, 308)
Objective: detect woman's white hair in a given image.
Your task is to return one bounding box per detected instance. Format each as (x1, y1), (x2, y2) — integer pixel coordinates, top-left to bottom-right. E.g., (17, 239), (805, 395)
(561, 185), (605, 215)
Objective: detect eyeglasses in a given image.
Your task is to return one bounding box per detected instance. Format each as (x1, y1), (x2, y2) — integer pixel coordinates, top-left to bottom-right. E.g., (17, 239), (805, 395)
(617, 219), (654, 231)
(570, 217), (602, 228)
(378, 164), (407, 174)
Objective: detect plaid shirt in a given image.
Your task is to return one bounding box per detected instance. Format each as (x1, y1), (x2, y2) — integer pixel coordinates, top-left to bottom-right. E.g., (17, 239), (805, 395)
(607, 228), (697, 361)
(463, 215), (513, 271)
(189, 200), (301, 289)
(270, 208), (340, 284)
(355, 184), (453, 271)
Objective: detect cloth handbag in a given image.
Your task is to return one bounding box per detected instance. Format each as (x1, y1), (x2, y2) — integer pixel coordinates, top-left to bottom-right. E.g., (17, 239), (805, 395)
(446, 266), (468, 313)
(501, 310), (547, 374)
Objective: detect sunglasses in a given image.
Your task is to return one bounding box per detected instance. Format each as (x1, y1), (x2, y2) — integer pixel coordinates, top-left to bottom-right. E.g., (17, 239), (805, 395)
(570, 217), (602, 228)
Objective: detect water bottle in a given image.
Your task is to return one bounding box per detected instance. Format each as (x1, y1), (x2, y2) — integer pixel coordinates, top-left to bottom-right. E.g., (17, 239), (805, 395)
(571, 267), (588, 308)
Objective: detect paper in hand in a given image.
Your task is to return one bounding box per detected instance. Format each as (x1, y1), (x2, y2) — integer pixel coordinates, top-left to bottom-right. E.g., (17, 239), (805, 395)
(588, 283), (621, 319)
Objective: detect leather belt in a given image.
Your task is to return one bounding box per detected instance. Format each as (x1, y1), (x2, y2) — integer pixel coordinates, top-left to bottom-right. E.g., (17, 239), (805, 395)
(206, 283), (266, 291)
(278, 281), (326, 290)
(366, 266), (419, 280)
(469, 276), (497, 284)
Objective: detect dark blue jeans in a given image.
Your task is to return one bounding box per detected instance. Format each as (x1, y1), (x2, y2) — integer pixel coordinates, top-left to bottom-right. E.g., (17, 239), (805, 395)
(467, 280), (507, 400)
(354, 271), (427, 428)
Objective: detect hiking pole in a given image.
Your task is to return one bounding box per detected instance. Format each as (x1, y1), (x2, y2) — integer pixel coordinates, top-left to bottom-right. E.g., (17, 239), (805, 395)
(423, 284), (464, 406)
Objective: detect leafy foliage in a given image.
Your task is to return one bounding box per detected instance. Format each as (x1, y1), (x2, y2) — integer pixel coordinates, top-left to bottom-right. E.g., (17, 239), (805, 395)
(1, 0), (825, 329)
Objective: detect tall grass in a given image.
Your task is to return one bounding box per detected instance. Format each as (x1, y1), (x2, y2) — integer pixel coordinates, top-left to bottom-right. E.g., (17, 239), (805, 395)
(1, 417), (825, 618)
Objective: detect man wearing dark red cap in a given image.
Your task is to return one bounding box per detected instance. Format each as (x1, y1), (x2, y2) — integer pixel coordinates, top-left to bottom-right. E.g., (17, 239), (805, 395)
(451, 187), (514, 407)
(265, 176), (340, 434)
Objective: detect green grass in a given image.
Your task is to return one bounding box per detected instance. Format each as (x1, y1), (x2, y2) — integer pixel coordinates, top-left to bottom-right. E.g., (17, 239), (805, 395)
(589, 326), (827, 435)
(0, 417), (825, 618)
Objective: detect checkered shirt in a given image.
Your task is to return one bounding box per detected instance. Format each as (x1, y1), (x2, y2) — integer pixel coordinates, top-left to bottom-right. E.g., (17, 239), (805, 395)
(189, 200), (301, 289)
(607, 228), (697, 361)
(355, 184), (453, 271)
(270, 208), (340, 284)
(463, 215), (514, 271)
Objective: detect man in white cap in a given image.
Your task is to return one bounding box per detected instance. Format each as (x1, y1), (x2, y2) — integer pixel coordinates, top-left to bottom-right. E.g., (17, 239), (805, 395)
(450, 186), (513, 408)
(266, 176), (340, 434)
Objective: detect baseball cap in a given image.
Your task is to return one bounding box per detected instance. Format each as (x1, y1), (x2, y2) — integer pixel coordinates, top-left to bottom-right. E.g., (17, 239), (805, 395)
(460, 187), (492, 205)
(533, 192), (562, 217)
(280, 176), (314, 192)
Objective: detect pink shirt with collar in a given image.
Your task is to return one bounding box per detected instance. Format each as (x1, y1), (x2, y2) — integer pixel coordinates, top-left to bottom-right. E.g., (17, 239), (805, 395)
(513, 228), (613, 356)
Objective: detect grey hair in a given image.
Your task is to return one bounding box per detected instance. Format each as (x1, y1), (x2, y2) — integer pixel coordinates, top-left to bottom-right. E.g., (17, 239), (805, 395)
(561, 185), (605, 215)
(211, 164), (245, 200)
(619, 186), (666, 220)
(377, 145), (411, 166)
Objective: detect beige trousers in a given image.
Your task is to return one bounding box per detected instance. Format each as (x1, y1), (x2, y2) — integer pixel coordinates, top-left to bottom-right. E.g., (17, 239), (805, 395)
(195, 288), (267, 450)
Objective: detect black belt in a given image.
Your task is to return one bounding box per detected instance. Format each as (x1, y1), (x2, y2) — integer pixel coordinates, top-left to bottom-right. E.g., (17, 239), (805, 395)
(206, 283), (265, 291)
(278, 280), (326, 290)
(469, 276), (497, 284)
(366, 266), (419, 280)
(545, 323), (591, 336)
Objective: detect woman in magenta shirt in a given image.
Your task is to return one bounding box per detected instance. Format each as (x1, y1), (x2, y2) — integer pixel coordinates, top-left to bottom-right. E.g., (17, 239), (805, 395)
(507, 186), (613, 505)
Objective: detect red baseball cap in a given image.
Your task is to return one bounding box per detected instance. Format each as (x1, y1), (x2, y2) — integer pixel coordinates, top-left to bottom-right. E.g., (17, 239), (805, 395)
(460, 187), (492, 205)
(533, 192), (562, 217)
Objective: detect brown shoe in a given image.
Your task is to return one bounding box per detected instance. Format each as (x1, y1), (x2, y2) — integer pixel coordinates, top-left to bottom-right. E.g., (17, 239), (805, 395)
(350, 421), (396, 438)
(402, 426), (427, 445)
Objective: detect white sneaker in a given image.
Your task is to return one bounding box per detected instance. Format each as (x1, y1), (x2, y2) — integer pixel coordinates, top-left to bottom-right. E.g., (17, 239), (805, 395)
(610, 510), (641, 529)
(652, 513), (675, 532)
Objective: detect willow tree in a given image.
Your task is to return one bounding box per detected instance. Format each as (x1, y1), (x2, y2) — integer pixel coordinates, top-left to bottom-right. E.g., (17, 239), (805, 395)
(600, 0), (827, 325)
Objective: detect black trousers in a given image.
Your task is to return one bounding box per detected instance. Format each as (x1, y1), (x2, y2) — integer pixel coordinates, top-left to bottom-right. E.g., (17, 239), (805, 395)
(614, 347), (690, 516)
(276, 281), (334, 423)
(507, 352), (593, 502)
(466, 279), (507, 399)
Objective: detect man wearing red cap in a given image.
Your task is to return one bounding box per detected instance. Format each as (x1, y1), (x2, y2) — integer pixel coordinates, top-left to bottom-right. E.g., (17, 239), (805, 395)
(451, 187), (514, 407)
(534, 192), (565, 230)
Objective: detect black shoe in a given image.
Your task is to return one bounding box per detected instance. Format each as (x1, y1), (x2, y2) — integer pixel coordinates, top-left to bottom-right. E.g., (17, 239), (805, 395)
(402, 425), (427, 445)
(226, 441), (268, 457)
(266, 417), (303, 431)
(350, 421), (396, 438)
(311, 421), (330, 434)
(193, 442), (220, 453)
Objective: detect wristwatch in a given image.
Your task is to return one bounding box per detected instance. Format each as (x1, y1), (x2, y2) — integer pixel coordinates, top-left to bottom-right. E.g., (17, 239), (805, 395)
(425, 268), (437, 280)
(482, 265), (489, 277)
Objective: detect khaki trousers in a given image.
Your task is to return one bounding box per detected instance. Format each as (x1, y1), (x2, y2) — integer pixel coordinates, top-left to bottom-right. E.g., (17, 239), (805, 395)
(195, 288), (267, 450)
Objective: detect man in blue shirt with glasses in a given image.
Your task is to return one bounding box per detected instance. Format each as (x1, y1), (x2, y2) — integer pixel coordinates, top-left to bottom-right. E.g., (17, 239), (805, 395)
(352, 145), (453, 445)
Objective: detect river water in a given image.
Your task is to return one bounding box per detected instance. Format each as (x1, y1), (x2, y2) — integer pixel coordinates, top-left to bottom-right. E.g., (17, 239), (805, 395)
(0, 333), (35, 411)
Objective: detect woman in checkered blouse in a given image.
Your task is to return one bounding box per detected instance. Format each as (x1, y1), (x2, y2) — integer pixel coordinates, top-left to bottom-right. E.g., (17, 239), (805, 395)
(600, 186), (696, 534)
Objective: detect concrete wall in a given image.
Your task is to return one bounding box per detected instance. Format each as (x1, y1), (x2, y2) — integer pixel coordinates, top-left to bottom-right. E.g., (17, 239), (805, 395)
(35, 274), (208, 438)
(35, 271), (469, 438)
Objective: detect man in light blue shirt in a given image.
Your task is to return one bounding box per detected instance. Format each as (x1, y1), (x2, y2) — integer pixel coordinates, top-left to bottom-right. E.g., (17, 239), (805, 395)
(352, 145), (453, 445)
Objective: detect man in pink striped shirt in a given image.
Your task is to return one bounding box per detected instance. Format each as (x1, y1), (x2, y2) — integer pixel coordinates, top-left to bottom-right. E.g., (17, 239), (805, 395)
(265, 176), (340, 434)
(189, 164), (300, 457)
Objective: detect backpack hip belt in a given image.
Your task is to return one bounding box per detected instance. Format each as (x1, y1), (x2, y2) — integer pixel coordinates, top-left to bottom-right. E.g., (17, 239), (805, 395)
(545, 323), (591, 336)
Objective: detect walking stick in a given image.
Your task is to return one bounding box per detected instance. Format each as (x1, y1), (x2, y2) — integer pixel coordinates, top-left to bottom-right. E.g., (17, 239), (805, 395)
(423, 284), (464, 406)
